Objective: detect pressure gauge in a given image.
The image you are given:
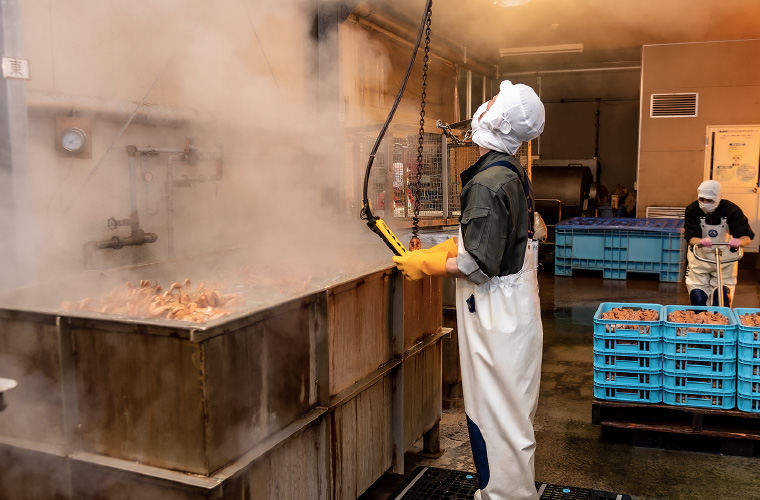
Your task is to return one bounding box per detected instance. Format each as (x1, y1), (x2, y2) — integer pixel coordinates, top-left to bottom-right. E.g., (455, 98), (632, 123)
(60, 127), (87, 153)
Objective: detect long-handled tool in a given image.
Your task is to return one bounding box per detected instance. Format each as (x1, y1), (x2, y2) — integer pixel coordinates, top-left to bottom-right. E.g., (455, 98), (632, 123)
(691, 242), (744, 307)
(359, 0), (433, 256)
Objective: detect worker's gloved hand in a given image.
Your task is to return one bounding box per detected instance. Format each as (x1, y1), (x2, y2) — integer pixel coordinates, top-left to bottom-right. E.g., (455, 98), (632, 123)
(728, 237), (742, 249)
(420, 237), (458, 258)
(700, 237), (713, 248)
(393, 250), (448, 281)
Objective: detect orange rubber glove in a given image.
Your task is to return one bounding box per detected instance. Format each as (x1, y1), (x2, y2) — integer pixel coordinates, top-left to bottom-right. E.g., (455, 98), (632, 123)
(393, 250), (449, 281)
(420, 237), (458, 259)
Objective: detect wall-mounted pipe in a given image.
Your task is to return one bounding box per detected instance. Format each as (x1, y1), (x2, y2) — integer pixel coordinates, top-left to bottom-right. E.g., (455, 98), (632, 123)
(26, 90), (215, 127)
(83, 230), (159, 268)
(128, 142), (223, 259)
(350, 4), (495, 76)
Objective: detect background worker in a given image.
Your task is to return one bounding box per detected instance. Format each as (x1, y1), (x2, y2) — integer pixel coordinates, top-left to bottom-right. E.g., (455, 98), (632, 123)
(393, 80), (545, 500)
(684, 180), (754, 307)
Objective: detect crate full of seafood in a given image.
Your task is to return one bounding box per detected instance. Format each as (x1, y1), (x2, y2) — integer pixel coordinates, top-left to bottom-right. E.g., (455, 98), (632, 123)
(593, 303), (664, 355)
(734, 308), (760, 412)
(663, 305), (737, 342)
(593, 303), (664, 403)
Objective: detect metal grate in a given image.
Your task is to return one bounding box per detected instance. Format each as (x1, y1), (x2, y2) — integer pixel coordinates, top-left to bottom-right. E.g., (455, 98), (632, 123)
(650, 93), (698, 118)
(345, 130), (408, 219)
(385, 467), (632, 500)
(400, 132), (443, 219)
(348, 129), (532, 225)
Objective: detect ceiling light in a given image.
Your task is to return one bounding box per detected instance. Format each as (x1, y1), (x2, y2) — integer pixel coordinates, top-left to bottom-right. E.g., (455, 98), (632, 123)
(493, 0), (531, 6)
(499, 43), (583, 57)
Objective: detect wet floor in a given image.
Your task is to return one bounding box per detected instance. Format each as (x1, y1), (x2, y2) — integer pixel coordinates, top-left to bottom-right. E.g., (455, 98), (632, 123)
(361, 265), (760, 500)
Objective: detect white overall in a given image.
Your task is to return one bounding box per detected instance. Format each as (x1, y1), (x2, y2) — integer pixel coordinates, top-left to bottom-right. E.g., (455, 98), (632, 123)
(456, 236), (543, 500)
(685, 217), (738, 300)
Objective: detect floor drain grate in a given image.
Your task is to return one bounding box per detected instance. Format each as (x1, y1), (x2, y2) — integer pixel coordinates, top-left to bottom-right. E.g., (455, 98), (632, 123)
(386, 467), (632, 500)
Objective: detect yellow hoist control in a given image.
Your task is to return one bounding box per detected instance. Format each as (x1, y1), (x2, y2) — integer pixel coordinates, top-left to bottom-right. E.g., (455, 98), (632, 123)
(367, 218), (407, 256)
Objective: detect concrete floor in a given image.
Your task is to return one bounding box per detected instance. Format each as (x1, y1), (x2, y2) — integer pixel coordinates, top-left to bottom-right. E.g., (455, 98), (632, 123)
(361, 264), (760, 500)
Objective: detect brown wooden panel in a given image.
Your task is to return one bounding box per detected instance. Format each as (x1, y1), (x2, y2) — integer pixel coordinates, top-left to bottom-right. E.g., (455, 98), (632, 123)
(267, 419), (326, 499)
(331, 377), (392, 500)
(73, 328), (207, 474)
(0, 317), (65, 447)
(403, 343), (443, 450)
(403, 276), (443, 352)
(328, 273), (392, 396)
(204, 302), (313, 473)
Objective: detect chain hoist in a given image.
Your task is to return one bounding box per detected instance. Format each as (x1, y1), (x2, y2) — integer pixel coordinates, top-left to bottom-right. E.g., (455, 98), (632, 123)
(436, 119), (473, 145)
(360, 0), (433, 256)
(409, 7), (432, 252)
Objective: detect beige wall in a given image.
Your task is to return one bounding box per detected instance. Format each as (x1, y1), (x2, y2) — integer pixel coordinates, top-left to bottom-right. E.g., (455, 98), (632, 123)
(637, 40), (760, 216)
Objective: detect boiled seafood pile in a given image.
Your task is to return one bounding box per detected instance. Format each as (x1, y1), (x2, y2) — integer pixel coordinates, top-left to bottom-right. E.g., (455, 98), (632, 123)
(739, 312), (760, 327)
(61, 279), (244, 323)
(667, 310), (729, 325)
(600, 307), (659, 334)
(600, 308), (659, 322)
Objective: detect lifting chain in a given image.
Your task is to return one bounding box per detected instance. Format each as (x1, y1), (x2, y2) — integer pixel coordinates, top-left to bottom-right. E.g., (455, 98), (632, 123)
(436, 119), (472, 145)
(409, 3), (432, 251)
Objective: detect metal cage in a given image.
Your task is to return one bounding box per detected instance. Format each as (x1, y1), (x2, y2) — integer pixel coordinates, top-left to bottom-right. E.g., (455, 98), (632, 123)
(347, 127), (531, 227)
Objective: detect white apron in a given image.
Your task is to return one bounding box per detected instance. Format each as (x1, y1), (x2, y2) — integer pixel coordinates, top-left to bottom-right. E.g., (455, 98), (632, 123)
(685, 217), (738, 300)
(456, 235), (543, 500)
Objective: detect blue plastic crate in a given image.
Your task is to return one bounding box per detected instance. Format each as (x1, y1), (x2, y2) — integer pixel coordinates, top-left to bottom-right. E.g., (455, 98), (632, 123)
(593, 302), (664, 337)
(663, 371), (736, 392)
(593, 334), (662, 355)
(554, 218), (686, 282)
(663, 338), (737, 358)
(737, 375), (760, 397)
(593, 366), (662, 387)
(737, 394), (760, 413)
(738, 341), (760, 362)
(594, 382), (662, 403)
(594, 351), (662, 370)
(738, 360), (760, 379)
(663, 353), (737, 376)
(734, 308), (760, 343)
(664, 305), (737, 341)
(663, 388), (736, 409)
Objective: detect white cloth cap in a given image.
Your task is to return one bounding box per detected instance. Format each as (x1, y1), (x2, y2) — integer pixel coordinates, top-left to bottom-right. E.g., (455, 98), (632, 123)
(697, 180), (722, 201)
(471, 80), (545, 154)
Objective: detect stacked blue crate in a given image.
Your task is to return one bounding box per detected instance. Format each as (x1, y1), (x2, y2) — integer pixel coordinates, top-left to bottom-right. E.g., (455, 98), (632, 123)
(662, 305), (737, 409)
(593, 303), (664, 403)
(554, 217), (685, 282)
(734, 308), (760, 412)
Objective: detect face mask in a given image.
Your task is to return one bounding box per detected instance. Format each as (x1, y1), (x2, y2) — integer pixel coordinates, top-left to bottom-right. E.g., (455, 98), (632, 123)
(699, 200), (718, 213)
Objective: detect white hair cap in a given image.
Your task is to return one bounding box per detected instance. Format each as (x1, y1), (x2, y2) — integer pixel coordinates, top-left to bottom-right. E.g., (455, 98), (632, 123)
(697, 180), (722, 201)
(471, 80), (545, 154)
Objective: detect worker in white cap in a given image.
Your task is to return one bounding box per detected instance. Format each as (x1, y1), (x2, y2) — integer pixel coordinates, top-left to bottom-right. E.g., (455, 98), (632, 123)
(684, 180), (754, 307)
(393, 80), (545, 500)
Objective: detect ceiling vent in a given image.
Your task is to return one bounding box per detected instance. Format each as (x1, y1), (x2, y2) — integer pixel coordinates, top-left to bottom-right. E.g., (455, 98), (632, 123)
(650, 93), (698, 118)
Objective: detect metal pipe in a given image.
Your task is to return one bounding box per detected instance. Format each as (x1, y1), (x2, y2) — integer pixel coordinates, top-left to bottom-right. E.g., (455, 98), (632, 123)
(166, 155), (179, 259)
(502, 65), (641, 77)
(82, 230), (159, 268)
(26, 90), (210, 127)
(466, 69), (472, 118)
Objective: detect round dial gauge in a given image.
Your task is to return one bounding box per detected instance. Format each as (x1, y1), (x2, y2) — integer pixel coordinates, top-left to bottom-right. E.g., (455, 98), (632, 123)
(61, 127), (87, 153)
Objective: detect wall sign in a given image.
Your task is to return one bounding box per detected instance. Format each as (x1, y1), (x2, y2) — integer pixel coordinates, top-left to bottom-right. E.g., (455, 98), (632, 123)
(2, 56), (30, 80)
(707, 126), (760, 188)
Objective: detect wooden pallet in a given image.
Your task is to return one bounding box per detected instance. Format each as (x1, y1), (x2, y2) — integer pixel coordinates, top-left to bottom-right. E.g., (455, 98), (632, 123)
(592, 399), (760, 456)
